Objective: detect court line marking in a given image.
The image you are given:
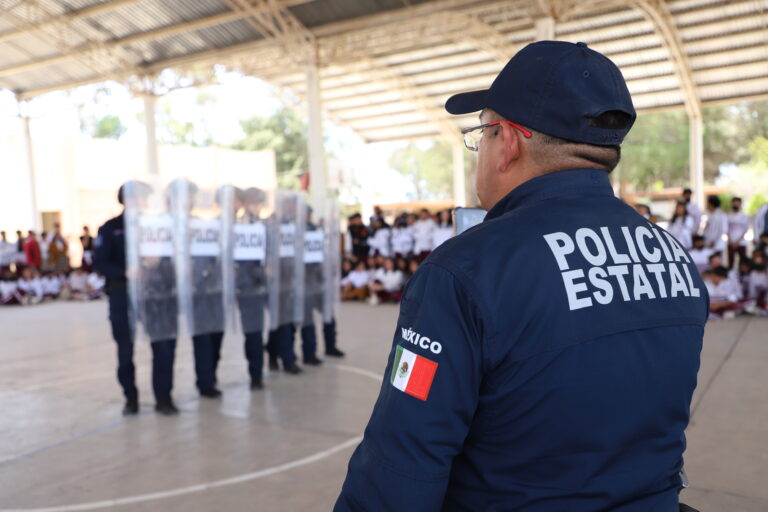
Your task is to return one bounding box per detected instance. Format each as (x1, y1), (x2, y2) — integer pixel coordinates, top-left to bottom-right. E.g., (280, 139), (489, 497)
(0, 436), (363, 512)
(0, 364), (379, 512)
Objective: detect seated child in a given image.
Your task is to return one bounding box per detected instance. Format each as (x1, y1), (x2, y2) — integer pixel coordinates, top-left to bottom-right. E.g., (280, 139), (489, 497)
(341, 261), (371, 301)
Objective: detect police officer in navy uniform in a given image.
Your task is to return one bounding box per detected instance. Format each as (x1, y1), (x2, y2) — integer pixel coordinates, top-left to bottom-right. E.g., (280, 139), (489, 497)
(335, 41), (706, 511)
(94, 182), (178, 416)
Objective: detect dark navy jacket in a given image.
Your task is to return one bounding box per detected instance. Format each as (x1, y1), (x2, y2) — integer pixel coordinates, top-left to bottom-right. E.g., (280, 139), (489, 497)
(335, 169), (707, 512)
(93, 213), (127, 287)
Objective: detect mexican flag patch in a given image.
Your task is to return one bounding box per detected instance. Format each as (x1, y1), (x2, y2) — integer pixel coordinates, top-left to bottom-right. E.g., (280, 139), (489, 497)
(390, 345), (438, 401)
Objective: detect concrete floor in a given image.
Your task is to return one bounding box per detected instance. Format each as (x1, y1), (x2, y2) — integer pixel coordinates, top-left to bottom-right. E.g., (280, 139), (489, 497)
(0, 301), (766, 511)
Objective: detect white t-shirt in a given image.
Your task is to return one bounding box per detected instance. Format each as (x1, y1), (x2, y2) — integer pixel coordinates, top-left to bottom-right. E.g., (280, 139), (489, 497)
(754, 204), (768, 237)
(341, 270), (371, 289)
(686, 202), (702, 235)
(87, 273), (105, 292)
(372, 269), (404, 292)
(432, 224), (453, 250)
(667, 216), (695, 250)
(748, 271), (768, 300)
(705, 277), (742, 303)
(368, 228), (392, 258)
(391, 227), (414, 256)
(0, 281), (18, 301)
(689, 247), (713, 273)
(68, 272), (89, 292)
(41, 276), (62, 296)
(18, 277), (44, 298)
(703, 209), (728, 251)
(727, 212), (750, 246)
(412, 219), (436, 254)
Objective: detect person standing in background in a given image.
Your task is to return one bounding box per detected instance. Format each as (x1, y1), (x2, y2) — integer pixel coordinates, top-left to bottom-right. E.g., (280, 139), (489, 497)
(752, 200), (768, 242)
(726, 197), (749, 269)
(23, 231), (42, 270)
(682, 188), (702, 235)
(668, 200), (695, 250)
(412, 209), (436, 260)
(432, 209), (454, 250)
(391, 215), (414, 258)
(367, 217), (392, 258)
(0, 231), (12, 275)
(703, 195), (728, 253)
(39, 231), (50, 272)
(47, 223), (70, 273)
(94, 182), (178, 416)
(346, 213), (369, 262)
(81, 226), (94, 271)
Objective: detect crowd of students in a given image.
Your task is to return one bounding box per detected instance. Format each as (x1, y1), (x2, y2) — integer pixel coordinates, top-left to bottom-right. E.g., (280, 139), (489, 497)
(637, 188), (768, 320)
(341, 207), (454, 305)
(0, 226), (104, 306)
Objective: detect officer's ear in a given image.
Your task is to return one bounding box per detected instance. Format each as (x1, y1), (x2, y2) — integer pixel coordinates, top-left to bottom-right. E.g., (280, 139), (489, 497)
(498, 121), (522, 173)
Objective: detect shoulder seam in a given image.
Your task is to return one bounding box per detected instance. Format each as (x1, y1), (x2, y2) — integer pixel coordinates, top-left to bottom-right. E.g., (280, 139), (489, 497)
(420, 259), (498, 373)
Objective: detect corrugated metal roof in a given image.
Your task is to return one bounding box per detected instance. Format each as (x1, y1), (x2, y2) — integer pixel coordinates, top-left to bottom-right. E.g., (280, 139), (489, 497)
(0, 0), (766, 143)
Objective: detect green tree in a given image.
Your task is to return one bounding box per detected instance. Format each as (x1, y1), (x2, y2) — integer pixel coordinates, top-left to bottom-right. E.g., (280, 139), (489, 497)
(388, 141), (474, 200)
(231, 107), (309, 189)
(614, 100), (768, 192)
(155, 88), (216, 147)
(719, 136), (768, 213)
(80, 114), (127, 139)
(615, 110), (689, 190)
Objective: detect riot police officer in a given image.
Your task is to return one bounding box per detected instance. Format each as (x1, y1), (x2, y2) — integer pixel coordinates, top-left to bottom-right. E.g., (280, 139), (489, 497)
(336, 41), (706, 511)
(301, 206), (344, 363)
(94, 182), (178, 416)
(234, 187), (270, 389)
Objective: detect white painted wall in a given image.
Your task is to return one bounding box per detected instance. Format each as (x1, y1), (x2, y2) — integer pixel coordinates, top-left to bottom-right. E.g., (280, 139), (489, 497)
(0, 133), (276, 266)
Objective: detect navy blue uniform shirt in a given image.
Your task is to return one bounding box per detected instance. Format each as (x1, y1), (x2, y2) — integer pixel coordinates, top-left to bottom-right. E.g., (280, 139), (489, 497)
(335, 169), (707, 511)
(93, 213), (127, 284)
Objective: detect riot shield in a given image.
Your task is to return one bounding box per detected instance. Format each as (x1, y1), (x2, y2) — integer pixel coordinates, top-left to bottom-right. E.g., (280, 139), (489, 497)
(274, 191), (306, 328)
(303, 206), (325, 328)
(322, 201), (341, 324)
(124, 179), (178, 343)
(171, 178), (232, 339)
(232, 187), (273, 336)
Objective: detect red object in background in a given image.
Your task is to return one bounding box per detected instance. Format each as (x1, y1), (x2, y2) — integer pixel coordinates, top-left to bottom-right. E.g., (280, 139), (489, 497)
(24, 238), (41, 268)
(299, 172), (310, 191)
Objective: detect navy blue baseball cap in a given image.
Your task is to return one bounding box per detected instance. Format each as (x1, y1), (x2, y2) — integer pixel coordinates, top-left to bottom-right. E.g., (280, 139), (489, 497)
(445, 41), (636, 146)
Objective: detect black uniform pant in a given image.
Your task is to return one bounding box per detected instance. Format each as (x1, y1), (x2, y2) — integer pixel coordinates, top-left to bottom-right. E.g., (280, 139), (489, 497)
(300, 318), (338, 360)
(192, 331), (223, 391)
(244, 331), (264, 381)
(150, 338), (176, 403)
(108, 289), (176, 403)
(267, 324), (297, 367)
(108, 289), (137, 401)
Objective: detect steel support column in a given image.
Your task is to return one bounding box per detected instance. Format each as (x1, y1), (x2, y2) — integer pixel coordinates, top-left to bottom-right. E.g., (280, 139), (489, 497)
(143, 94), (159, 176)
(306, 59), (327, 213)
(689, 114), (704, 208)
(535, 17), (555, 40)
(19, 102), (40, 232)
(452, 143), (466, 207)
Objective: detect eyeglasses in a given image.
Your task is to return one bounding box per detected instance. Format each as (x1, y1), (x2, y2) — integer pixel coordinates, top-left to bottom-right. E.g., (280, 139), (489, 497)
(461, 121), (532, 151)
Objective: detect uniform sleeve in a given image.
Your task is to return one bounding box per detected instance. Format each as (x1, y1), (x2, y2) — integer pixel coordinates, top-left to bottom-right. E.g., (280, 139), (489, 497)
(93, 225), (124, 280)
(335, 263), (486, 512)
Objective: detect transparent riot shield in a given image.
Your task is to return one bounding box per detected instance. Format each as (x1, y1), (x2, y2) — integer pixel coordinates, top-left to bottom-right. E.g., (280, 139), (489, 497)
(232, 187), (273, 336)
(322, 201), (341, 324)
(274, 191), (306, 328)
(172, 178), (232, 339)
(303, 206), (325, 328)
(124, 179), (178, 343)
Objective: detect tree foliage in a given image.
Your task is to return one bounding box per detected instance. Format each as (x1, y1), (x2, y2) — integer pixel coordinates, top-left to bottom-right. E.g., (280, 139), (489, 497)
(388, 141), (474, 201)
(231, 107), (308, 189)
(615, 100), (768, 191)
(155, 89), (216, 147)
(81, 114), (127, 140)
